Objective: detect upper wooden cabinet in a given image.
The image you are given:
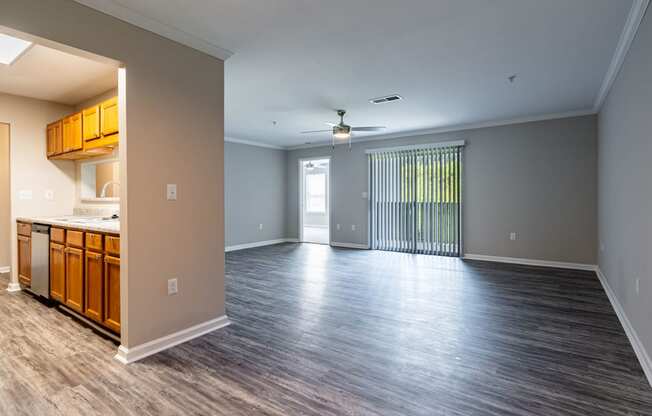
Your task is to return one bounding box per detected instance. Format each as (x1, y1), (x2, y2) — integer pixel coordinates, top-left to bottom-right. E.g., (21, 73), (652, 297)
(101, 97), (119, 136)
(46, 121), (63, 157)
(82, 105), (101, 142)
(63, 112), (83, 153)
(48, 96), (118, 161)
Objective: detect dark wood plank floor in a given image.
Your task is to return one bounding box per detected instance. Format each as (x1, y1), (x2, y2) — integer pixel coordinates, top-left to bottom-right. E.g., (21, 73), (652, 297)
(1, 243), (651, 415)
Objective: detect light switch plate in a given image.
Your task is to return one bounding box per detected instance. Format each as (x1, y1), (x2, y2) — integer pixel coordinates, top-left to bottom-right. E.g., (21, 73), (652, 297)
(351, 225), (356, 231)
(44, 190), (54, 201)
(166, 184), (177, 201)
(361, 191), (368, 199)
(168, 278), (178, 295)
(259, 223), (263, 230)
(509, 232), (517, 241)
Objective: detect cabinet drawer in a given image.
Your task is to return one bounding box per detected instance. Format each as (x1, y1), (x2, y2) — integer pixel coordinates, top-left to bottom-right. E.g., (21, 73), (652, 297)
(51, 228), (65, 244)
(17, 222), (32, 237)
(66, 230), (84, 248)
(105, 236), (120, 256)
(86, 233), (103, 251)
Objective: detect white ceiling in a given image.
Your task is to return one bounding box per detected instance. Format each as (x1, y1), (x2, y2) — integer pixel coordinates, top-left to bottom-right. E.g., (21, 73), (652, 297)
(0, 42), (118, 105)
(74, 0), (635, 147)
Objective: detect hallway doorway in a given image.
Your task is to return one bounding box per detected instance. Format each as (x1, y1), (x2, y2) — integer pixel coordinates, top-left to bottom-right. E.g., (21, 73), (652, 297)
(299, 158), (330, 245)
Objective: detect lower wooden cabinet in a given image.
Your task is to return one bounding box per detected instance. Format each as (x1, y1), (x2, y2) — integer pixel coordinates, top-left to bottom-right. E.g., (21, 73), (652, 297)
(49, 242), (65, 302)
(104, 255), (121, 333)
(17, 235), (31, 287)
(64, 246), (84, 313)
(84, 251), (104, 323)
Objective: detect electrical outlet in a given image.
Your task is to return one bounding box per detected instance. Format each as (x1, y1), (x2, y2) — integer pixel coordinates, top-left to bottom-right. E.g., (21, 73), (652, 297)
(636, 278), (640, 295)
(18, 190), (32, 200)
(166, 184), (177, 201)
(168, 278), (178, 295)
(351, 225), (356, 231)
(509, 232), (517, 241)
(337, 224), (341, 230)
(258, 223), (263, 231)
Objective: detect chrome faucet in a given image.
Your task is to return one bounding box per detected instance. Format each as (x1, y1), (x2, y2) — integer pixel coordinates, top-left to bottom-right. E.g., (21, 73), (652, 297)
(100, 181), (120, 198)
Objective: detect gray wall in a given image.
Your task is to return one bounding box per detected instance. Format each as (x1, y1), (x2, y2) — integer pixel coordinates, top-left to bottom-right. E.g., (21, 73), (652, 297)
(225, 141), (287, 247)
(288, 115), (598, 264)
(598, 9), (652, 364)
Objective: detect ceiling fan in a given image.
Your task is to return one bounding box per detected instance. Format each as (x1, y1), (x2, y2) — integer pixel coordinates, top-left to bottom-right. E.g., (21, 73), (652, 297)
(301, 110), (386, 148)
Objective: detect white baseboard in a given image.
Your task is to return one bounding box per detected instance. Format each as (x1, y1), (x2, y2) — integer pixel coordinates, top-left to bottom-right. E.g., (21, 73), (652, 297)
(0, 266), (10, 274)
(114, 315), (230, 364)
(463, 254), (597, 271)
(596, 268), (652, 387)
(330, 242), (369, 250)
(6, 282), (21, 292)
(225, 238), (297, 252)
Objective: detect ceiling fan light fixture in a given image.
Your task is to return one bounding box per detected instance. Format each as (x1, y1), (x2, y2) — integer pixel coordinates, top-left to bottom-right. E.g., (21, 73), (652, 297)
(332, 124), (351, 139)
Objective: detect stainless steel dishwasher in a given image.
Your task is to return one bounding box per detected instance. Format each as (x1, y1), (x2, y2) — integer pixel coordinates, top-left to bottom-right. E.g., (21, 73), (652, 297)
(30, 223), (50, 299)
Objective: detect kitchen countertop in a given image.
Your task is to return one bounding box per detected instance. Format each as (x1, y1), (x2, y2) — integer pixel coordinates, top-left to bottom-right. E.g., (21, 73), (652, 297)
(16, 216), (120, 234)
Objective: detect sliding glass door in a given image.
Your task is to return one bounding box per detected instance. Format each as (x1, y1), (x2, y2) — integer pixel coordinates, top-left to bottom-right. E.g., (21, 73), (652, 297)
(368, 143), (463, 256)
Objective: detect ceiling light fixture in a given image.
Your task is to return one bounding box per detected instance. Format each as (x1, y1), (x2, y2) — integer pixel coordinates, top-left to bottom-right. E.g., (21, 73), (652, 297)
(0, 33), (32, 65)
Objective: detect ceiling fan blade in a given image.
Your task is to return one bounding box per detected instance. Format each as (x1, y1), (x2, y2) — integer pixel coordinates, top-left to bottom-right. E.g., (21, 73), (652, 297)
(324, 122), (338, 127)
(300, 129), (331, 134)
(351, 126), (386, 132)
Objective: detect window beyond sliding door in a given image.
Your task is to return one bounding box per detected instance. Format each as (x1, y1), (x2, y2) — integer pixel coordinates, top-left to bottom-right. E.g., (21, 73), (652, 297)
(368, 144), (463, 256)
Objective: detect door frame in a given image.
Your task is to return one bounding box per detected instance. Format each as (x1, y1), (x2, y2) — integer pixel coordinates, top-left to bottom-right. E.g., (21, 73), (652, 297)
(0, 123), (11, 278)
(298, 156), (331, 245)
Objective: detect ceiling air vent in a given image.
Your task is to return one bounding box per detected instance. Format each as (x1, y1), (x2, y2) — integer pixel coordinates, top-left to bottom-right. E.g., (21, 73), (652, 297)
(369, 94), (403, 104)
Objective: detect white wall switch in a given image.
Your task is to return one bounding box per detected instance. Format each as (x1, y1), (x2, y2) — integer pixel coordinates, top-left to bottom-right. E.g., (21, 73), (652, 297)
(168, 278), (178, 295)
(166, 184), (177, 201)
(18, 190), (32, 200)
(600, 242), (605, 252)
(44, 190), (54, 201)
(361, 191), (368, 199)
(259, 223), (263, 230)
(351, 224), (356, 231)
(337, 224), (341, 230)
(636, 278), (640, 295)
(509, 232), (517, 241)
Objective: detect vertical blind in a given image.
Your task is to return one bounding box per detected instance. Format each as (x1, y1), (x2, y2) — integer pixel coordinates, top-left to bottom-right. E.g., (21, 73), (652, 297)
(368, 143), (463, 256)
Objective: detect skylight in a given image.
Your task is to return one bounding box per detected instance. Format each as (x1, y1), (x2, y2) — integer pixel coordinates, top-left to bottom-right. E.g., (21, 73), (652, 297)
(0, 33), (32, 65)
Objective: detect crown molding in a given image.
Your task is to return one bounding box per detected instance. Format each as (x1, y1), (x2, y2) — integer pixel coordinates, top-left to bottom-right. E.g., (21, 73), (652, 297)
(594, 0), (650, 111)
(73, 0), (233, 61)
(225, 136), (285, 150)
(286, 108), (596, 150)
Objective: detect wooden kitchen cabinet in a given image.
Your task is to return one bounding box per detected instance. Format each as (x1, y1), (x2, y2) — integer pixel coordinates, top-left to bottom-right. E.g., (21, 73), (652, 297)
(65, 246), (84, 313)
(104, 255), (121, 333)
(85, 250), (104, 323)
(100, 97), (119, 136)
(82, 105), (101, 142)
(49, 242), (65, 302)
(47, 97), (119, 160)
(46, 120), (63, 157)
(63, 112), (83, 153)
(17, 234), (31, 287)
